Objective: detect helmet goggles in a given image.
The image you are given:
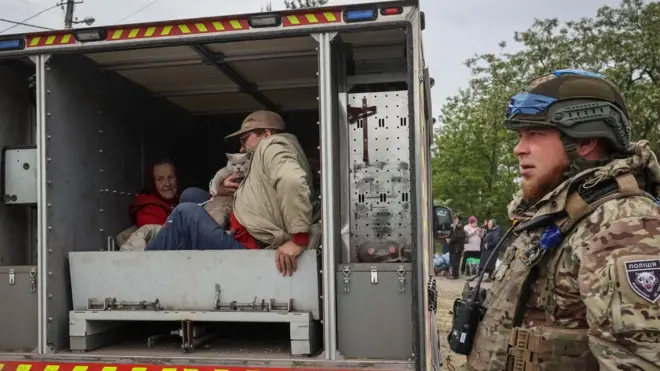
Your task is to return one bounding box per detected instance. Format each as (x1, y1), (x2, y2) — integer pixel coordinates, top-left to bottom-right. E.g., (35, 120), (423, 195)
(505, 69), (606, 121)
(503, 69), (631, 151)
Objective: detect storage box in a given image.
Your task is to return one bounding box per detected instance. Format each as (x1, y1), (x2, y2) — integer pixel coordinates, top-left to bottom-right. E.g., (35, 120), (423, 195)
(0, 266), (38, 352)
(336, 263), (413, 360)
(69, 250), (321, 319)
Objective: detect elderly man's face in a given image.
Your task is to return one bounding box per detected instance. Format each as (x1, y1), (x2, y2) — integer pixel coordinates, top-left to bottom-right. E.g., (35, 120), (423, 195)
(514, 127), (570, 203)
(240, 130), (271, 152)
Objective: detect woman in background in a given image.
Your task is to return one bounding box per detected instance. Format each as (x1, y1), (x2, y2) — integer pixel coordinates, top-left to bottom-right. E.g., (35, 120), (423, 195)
(479, 219), (502, 281)
(461, 216), (482, 275)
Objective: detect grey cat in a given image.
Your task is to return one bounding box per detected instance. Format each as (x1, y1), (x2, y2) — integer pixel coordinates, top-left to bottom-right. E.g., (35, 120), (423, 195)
(205, 152), (252, 228)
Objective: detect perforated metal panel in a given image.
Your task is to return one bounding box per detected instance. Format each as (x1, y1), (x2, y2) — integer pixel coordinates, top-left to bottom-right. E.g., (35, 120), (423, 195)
(348, 91), (411, 253)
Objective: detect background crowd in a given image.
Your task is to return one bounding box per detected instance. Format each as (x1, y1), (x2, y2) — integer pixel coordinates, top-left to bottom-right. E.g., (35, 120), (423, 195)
(433, 215), (502, 281)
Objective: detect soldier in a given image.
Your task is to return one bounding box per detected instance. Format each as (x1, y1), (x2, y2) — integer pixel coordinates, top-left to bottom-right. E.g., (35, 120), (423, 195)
(458, 69), (660, 370)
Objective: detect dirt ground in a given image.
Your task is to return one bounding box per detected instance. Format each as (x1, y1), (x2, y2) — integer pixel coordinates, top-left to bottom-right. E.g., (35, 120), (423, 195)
(435, 275), (492, 371)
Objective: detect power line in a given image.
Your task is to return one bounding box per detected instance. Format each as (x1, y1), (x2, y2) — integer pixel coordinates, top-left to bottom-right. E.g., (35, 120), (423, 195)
(115, 0), (165, 24)
(0, 3), (61, 34)
(0, 17), (54, 31)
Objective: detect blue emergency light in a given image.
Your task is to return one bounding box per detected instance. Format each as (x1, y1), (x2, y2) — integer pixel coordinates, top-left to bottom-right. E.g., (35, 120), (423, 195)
(0, 39), (24, 51)
(344, 8), (378, 23)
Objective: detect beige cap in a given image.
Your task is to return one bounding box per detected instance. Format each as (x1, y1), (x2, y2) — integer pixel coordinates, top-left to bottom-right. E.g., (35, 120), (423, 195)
(225, 110), (285, 139)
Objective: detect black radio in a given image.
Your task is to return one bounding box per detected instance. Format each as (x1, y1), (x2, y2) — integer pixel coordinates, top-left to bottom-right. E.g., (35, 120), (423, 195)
(446, 220), (519, 355)
(446, 214), (558, 355)
(447, 295), (486, 355)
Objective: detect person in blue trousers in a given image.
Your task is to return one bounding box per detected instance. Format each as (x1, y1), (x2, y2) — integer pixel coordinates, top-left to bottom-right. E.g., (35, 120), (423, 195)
(144, 187), (245, 251)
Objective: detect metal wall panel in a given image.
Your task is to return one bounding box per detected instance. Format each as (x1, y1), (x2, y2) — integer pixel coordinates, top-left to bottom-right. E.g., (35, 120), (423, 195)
(3, 146), (38, 205)
(0, 65), (32, 266)
(347, 92), (411, 257)
(44, 54), (190, 351)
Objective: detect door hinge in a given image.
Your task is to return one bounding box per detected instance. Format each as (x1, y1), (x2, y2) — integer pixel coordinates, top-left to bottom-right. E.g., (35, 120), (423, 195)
(342, 266), (351, 292)
(8, 269), (15, 285)
(397, 265), (406, 292)
(29, 268), (37, 292)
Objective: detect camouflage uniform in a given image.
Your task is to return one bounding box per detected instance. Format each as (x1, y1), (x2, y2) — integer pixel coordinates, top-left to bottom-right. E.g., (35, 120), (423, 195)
(459, 71), (660, 371)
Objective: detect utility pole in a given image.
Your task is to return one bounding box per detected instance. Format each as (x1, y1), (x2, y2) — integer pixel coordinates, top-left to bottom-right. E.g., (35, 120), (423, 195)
(64, 0), (75, 29)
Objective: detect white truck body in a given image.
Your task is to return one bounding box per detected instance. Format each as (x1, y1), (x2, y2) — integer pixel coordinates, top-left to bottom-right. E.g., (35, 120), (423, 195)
(0, 2), (447, 371)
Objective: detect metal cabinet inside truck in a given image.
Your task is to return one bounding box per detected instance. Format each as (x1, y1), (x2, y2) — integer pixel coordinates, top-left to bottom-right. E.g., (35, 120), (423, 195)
(0, 61), (38, 353)
(0, 2), (441, 371)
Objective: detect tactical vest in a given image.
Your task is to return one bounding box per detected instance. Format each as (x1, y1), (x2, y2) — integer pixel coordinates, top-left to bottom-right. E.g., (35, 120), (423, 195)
(465, 173), (653, 371)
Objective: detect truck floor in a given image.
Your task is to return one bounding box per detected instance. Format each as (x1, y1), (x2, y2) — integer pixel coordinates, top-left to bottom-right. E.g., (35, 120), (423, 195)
(72, 338), (297, 359)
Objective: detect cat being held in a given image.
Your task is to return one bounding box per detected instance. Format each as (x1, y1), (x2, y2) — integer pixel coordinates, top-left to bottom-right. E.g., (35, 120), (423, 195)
(205, 152), (251, 228)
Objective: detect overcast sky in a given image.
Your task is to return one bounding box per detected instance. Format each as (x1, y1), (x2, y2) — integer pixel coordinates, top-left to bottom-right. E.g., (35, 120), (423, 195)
(2, 0), (626, 115)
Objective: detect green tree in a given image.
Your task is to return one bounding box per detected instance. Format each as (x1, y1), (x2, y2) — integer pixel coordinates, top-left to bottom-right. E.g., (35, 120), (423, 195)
(432, 0), (660, 225)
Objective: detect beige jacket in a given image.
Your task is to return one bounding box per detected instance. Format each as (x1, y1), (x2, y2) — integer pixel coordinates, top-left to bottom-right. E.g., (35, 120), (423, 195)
(233, 133), (318, 249)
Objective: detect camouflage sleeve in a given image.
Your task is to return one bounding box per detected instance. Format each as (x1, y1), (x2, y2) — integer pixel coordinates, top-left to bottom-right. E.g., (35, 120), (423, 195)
(578, 215), (660, 370)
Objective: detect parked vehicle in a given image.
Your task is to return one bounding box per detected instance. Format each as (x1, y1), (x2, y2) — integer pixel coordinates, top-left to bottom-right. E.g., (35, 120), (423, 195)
(0, 1), (451, 371)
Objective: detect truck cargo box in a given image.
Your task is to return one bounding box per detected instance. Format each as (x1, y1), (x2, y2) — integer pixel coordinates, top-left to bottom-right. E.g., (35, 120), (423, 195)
(69, 250), (320, 318)
(0, 8), (439, 369)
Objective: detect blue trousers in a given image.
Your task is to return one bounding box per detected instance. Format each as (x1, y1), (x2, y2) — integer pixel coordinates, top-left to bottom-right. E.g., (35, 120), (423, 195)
(179, 187), (211, 204)
(145, 188), (245, 251)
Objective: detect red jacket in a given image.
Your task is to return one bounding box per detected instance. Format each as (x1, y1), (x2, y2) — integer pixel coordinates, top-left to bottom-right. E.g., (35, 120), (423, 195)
(129, 193), (177, 228)
(229, 212), (309, 250)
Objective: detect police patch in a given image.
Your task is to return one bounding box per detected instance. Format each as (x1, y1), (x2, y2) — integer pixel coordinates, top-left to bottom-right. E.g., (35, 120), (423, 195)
(624, 259), (660, 303)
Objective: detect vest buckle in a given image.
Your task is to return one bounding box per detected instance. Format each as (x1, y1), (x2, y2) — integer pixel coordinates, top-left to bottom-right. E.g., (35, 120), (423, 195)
(506, 328), (540, 371)
(511, 358), (526, 371)
(515, 329), (529, 349)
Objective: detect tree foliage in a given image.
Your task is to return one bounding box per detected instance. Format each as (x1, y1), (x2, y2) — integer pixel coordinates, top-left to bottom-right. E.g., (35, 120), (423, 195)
(432, 0), (660, 226)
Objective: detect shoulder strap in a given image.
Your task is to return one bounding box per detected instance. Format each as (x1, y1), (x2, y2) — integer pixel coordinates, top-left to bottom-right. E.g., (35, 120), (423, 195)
(514, 173), (651, 327)
(557, 173), (649, 234)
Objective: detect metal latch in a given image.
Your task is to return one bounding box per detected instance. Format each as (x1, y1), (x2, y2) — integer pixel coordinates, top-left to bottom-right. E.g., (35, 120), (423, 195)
(8, 269), (15, 285)
(397, 265), (406, 292)
(370, 266), (378, 284)
(88, 297), (162, 311)
(29, 268), (37, 292)
(107, 236), (116, 251)
(342, 266), (351, 292)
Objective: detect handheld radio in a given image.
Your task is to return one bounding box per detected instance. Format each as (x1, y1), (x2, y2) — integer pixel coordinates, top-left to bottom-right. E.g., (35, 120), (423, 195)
(446, 222), (517, 355)
(447, 214), (559, 355)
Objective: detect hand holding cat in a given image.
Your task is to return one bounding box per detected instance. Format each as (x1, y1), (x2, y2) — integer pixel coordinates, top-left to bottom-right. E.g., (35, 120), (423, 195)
(217, 173), (241, 196)
(276, 241), (305, 276)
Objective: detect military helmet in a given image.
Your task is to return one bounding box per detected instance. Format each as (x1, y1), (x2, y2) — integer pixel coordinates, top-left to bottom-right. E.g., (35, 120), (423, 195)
(503, 69), (631, 152)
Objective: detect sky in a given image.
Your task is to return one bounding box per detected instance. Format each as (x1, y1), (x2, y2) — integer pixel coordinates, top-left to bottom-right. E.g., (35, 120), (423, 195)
(1, 0), (626, 116)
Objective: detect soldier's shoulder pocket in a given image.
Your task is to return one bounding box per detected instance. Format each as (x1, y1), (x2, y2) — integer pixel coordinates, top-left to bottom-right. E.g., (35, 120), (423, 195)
(610, 255), (660, 333)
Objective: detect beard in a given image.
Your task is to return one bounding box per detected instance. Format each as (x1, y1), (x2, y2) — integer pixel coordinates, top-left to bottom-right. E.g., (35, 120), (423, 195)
(521, 160), (569, 205)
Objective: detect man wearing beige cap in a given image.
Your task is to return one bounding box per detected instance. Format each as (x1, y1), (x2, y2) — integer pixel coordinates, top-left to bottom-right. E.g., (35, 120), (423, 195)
(146, 110), (318, 276)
